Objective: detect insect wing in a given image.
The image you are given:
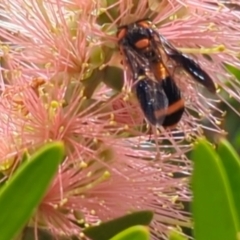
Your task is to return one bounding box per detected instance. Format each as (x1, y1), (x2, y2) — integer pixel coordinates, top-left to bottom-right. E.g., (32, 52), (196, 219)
(134, 78), (168, 126)
(156, 34), (216, 93)
(119, 45), (148, 79)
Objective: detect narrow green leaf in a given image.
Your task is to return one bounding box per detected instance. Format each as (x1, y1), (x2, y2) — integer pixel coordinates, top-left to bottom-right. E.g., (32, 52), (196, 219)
(110, 226), (150, 240)
(191, 139), (238, 240)
(225, 63), (240, 81)
(22, 227), (55, 240)
(83, 210), (153, 240)
(168, 230), (188, 240)
(0, 142), (64, 240)
(217, 139), (240, 227)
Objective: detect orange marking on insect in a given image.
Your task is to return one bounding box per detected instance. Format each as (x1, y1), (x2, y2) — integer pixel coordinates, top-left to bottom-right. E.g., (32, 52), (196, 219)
(135, 39), (150, 49)
(154, 99), (184, 118)
(117, 28), (127, 41)
(153, 63), (169, 80)
(137, 21), (150, 28)
(166, 99), (185, 115)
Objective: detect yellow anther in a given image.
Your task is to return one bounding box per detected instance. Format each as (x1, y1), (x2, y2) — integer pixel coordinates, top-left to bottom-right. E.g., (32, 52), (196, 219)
(109, 120), (116, 126)
(103, 171), (110, 179)
(80, 161), (87, 168)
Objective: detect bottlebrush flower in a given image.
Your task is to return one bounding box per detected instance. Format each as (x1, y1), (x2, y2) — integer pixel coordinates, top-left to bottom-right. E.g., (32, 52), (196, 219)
(0, 68), (192, 239)
(0, 0), (239, 240)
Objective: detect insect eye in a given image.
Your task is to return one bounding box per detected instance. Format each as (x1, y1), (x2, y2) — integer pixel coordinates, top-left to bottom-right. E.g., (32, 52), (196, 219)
(116, 27), (127, 41)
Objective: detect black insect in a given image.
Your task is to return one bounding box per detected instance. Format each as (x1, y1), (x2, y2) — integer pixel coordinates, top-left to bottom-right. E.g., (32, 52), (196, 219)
(116, 19), (216, 128)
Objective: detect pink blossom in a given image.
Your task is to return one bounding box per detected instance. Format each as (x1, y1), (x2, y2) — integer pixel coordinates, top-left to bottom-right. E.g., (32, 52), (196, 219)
(0, 0), (239, 239)
(0, 70), (192, 239)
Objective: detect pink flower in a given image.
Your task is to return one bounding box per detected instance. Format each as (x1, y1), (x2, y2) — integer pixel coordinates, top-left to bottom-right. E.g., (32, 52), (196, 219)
(0, 0), (239, 239)
(0, 70), (191, 239)
(38, 147), (191, 238)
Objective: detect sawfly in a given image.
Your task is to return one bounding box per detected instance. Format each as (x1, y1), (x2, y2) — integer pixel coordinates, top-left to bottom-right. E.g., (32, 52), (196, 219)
(116, 19), (216, 128)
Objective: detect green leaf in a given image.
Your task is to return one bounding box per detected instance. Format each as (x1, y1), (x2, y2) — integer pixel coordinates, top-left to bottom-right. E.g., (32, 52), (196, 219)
(110, 226), (150, 240)
(101, 25), (118, 39)
(96, 0), (119, 24)
(168, 231), (188, 240)
(22, 226), (79, 240)
(83, 210), (153, 240)
(22, 227), (55, 240)
(0, 142), (64, 240)
(191, 139), (238, 240)
(225, 63), (240, 81)
(101, 45), (115, 61)
(82, 69), (103, 98)
(89, 46), (105, 68)
(102, 66), (124, 92)
(217, 139), (240, 227)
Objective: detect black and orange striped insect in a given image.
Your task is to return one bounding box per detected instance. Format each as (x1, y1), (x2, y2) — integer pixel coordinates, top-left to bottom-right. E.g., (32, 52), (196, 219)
(116, 19), (216, 128)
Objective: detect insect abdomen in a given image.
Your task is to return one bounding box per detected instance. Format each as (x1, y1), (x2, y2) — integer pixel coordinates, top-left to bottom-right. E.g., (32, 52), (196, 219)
(134, 76), (185, 128)
(134, 78), (168, 126)
(161, 77), (185, 127)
